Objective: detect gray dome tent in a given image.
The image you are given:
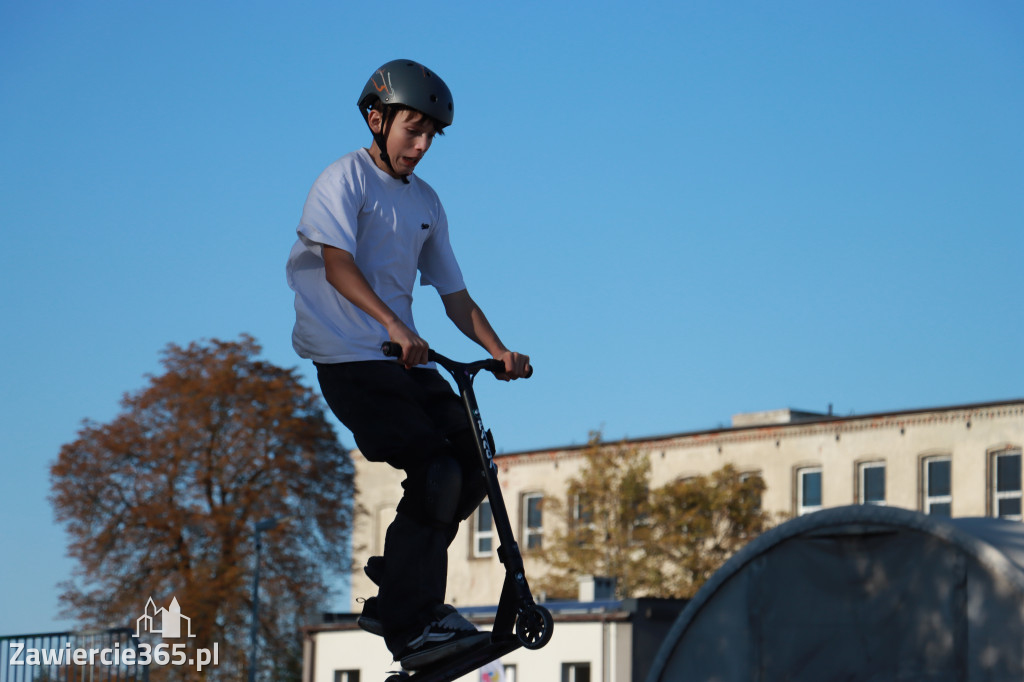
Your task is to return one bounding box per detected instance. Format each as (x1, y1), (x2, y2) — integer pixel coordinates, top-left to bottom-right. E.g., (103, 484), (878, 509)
(646, 505), (1024, 681)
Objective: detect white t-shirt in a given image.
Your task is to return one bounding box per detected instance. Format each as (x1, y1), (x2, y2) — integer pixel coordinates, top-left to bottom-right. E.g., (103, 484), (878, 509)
(286, 149), (466, 364)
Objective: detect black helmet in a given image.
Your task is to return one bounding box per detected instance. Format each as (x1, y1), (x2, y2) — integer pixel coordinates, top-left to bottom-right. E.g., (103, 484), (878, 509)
(357, 59), (454, 127)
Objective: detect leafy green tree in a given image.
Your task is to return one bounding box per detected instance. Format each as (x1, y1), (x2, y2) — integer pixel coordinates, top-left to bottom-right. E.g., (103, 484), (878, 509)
(50, 336), (353, 681)
(538, 433), (660, 600)
(646, 464), (772, 597)
(539, 433), (774, 600)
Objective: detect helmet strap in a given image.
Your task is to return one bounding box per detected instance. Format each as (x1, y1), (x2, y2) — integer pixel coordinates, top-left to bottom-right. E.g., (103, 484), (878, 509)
(366, 106), (410, 185)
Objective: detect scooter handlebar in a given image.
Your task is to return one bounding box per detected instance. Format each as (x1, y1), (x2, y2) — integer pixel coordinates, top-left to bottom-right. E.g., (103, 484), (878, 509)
(381, 342), (532, 378)
(381, 341), (439, 364)
(380, 341), (404, 360)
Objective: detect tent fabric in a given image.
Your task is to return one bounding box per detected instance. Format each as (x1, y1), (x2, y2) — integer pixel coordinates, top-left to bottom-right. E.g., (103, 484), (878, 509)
(646, 505), (1024, 682)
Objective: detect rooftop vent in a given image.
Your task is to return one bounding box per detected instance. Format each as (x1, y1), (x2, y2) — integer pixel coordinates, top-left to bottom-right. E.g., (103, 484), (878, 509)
(577, 575), (617, 602)
(731, 408), (829, 428)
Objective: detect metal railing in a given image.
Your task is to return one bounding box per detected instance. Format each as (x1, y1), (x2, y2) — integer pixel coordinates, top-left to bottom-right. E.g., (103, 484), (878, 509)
(0, 629), (148, 682)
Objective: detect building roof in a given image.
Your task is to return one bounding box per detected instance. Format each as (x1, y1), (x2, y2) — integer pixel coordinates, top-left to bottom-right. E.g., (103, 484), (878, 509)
(305, 598), (687, 634)
(497, 398), (1024, 459)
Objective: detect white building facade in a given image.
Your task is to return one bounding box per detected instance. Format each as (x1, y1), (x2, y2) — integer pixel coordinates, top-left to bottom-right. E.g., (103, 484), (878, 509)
(351, 399), (1024, 611)
(303, 598), (684, 682)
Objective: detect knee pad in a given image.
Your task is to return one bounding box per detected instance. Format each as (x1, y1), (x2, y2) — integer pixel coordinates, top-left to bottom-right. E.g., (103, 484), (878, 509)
(399, 454), (463, 526)
(454, 470), (487, 522)
(446, 430), (488, 521)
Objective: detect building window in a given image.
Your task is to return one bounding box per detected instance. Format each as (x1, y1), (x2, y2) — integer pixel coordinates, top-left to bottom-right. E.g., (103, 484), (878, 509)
(483, 664), (515, 682)
(523, 493), (543, 550)
(739, 470), (764, 514)
(859, 462), (886, 506)
(561, 662), (591, 682)
(797, 467), (822, 516)
(334, 671), (360, 682)
(572, 493), (593, 529)
(993, 449), (1022, 521)
(923, 456), (952, 517)
(474, 500), (494, 557)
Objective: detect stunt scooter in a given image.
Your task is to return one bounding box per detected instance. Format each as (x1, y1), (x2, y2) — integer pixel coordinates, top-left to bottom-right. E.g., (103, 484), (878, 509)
(380, 342), (554, 682)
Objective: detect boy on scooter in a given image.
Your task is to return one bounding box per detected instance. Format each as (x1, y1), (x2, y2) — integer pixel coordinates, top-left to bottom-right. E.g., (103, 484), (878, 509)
(285, 59), (530, 670)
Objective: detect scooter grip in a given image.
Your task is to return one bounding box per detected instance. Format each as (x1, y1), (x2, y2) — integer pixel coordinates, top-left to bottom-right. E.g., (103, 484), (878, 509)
(381, 342), (403, 358)
(491, 360), (534, 378)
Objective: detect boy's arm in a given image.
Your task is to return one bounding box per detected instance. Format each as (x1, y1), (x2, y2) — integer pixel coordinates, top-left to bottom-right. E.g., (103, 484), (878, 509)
(323, 245), (429, 367)
(441, 289), (531, 380)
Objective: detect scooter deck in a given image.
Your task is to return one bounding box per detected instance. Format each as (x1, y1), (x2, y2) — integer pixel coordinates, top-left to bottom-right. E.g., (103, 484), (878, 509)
(391, 635), (521, 682)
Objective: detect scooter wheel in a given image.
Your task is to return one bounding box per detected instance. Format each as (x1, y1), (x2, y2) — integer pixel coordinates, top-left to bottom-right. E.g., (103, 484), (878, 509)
(516, 604), (553, 649)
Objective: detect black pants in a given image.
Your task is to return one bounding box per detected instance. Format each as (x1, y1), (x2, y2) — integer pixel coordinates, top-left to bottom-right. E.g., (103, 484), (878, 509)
(316, 361), (486, 654)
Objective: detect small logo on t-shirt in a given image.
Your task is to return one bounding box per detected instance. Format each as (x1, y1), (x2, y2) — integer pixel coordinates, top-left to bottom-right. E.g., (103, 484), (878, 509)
(421, 223), (430, 230)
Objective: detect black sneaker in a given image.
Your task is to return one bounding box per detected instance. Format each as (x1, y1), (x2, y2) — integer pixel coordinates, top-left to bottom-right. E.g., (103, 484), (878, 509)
(356, 596), (383, 636)
(398, 605), (489, 670)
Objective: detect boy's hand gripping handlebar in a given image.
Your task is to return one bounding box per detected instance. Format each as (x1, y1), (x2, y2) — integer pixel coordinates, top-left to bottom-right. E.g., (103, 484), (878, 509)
(381, 342), (533, 379)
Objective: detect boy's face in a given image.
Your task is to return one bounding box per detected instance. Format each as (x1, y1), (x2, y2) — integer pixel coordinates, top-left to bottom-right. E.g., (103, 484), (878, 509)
(369, 108), (438, 177)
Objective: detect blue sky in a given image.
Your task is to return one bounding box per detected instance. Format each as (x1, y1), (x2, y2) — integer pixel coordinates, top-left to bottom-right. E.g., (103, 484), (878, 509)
(2, 1), (1021, 635)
